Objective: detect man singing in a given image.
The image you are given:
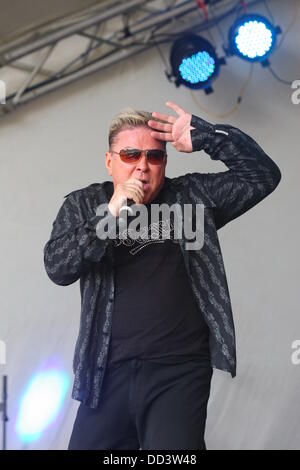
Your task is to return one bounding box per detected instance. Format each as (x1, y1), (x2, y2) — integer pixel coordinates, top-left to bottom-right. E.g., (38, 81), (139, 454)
(44, 101), (281, 450)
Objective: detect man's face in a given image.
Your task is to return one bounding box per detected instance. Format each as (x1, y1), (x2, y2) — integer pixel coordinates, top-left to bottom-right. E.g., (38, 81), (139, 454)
(105, 126), (167, 204)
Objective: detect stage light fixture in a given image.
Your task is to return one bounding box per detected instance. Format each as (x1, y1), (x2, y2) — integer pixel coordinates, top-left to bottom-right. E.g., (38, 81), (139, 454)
(228, 14), (280, 63)
(170, 34), (224, 94)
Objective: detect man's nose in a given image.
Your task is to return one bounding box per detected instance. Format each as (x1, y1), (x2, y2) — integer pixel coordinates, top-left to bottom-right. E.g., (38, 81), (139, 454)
(136, 153), (149, 172)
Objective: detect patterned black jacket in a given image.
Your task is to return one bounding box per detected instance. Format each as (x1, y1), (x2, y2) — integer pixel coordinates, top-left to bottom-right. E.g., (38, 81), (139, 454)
(44, 115), (281, 408)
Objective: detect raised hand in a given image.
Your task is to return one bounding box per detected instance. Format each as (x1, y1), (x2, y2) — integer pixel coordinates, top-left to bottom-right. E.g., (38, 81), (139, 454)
(148, 101), (196, 153)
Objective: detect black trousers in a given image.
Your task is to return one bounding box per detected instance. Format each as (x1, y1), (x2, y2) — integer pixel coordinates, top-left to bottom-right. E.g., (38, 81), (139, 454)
(68, 359), (213, 450)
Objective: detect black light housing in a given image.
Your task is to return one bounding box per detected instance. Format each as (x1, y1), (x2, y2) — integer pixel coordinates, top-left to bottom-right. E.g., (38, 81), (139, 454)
(170, 34), (224, 94)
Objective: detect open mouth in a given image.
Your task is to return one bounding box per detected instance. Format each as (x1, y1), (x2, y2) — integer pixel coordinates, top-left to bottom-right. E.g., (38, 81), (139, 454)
(141, 180), (150, 190)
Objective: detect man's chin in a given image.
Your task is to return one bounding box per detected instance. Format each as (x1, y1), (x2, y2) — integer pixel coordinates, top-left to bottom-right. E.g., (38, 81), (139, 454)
(142, 193), (154, 205)
(143, 187), (163, 204)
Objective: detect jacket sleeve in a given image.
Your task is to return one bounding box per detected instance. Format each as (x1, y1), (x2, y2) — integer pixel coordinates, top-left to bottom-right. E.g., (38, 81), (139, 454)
(43, 190), (115, 286)
(188, 114), (281, 230)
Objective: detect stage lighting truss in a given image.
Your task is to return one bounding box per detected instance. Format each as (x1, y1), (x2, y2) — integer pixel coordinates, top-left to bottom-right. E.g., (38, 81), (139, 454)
(169, 34), (225, 94)
(0, 1), (285, 114)
(228, 14), (281, 65)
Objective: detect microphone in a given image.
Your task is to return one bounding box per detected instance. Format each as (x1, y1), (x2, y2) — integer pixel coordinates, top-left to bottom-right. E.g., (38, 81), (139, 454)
(119, 198), (135, 217)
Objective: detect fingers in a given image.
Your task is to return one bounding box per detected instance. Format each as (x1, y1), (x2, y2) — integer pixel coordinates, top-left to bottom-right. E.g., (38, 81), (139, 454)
(127, 192), (143, 204)
(149, 131), (173, 142)
(110, 179), (145, 216)
(165, 101), (186, 115)
(125, 186), (144, 201)
(118, 189), (143, 207)
(148, 120), (173, 132)
(148, 115), (174, 142)
(124, 178), (144, 201)
(127, 177), (144, 190)
(151, 112), (176, 124)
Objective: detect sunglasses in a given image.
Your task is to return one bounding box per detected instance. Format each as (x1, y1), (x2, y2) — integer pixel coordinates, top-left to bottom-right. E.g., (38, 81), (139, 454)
(111, 148), (167, 165)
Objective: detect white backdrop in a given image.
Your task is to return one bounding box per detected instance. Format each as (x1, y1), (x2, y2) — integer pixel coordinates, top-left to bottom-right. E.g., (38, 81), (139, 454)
(0, 0), (299, 450)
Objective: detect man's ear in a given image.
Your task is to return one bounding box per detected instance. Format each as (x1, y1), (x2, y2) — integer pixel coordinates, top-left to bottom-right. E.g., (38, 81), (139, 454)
(105, 151), (113, 176)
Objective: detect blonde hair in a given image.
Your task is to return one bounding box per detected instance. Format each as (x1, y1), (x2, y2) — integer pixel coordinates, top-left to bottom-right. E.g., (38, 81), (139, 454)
(108, 107), (166, 150)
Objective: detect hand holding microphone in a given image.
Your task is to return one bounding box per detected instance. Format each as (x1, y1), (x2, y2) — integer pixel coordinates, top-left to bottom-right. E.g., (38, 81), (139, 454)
(108, 177), (144, 217)
(119, 198), (135, 217)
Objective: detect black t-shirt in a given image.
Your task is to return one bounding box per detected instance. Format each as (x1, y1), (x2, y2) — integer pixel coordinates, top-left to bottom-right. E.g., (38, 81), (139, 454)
(107, 189), (210, 366)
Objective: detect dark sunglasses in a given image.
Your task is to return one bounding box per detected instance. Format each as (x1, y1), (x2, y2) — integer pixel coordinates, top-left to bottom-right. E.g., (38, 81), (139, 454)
(111, 148), (167, 165)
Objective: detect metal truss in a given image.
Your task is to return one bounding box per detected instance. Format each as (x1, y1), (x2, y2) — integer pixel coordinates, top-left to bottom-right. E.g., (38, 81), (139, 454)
(0, 0), (263, 115)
